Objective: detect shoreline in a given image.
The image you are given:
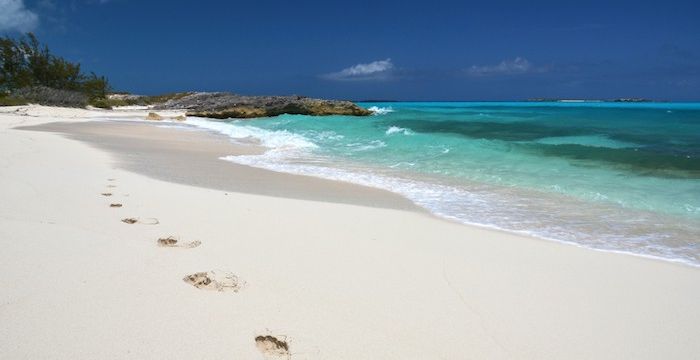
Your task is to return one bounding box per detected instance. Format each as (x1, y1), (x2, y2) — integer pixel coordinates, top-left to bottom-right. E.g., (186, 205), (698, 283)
(10, 105), (700, 269)
(179, 116), (700, 268)
(2, 105), (700, 359)
(32, 119), (696, 269)
(25, 120), (421, 212)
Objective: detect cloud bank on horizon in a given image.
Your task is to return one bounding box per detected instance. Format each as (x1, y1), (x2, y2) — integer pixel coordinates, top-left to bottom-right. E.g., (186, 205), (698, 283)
(0, 0), (38, 32)
(324, 58), (394, 81)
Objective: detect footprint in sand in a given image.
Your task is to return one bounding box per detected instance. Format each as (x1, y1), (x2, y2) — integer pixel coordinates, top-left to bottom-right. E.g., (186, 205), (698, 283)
(121, 217), (159, 225)
(157, 236), (201, 248)
(183, 270), (243, 292)
(255, 335), (290, 360)
(110, 203), (123, 208)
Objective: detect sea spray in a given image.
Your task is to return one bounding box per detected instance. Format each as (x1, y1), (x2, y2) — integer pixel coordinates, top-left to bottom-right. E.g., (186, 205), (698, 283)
(368, 106), (394, 115)
(385, 126), (414, 135)
(186, 117), (317, 150)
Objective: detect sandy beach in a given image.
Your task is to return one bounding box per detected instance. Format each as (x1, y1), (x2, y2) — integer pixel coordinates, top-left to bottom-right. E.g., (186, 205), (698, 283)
(2, 105), (700, 359)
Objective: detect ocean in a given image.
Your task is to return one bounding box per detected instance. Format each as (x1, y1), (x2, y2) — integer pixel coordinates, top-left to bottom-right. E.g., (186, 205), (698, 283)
(183, 102), (700, 266)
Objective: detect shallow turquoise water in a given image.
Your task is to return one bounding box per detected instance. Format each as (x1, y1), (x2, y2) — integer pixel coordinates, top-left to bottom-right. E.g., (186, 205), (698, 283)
(184, 102), (700, 266)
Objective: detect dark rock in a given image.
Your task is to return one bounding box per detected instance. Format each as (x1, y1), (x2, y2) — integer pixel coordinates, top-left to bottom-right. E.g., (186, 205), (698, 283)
(154, 92), (372, 119)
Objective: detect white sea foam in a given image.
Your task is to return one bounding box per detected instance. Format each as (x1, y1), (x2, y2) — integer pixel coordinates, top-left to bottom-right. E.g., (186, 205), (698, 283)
(183, 117), (700, 267)
(385, 126), (414, 135)
(368, 106), (394, 115)
(185, 117), (317, 150)
(313, 130), (345, 141)
(346, 140), (387, 151)
(220, 149), (700, 267)
(389, 162), (416, 168)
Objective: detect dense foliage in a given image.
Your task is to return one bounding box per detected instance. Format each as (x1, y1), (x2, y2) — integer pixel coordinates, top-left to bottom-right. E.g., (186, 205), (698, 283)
(0, 33), (109, 106)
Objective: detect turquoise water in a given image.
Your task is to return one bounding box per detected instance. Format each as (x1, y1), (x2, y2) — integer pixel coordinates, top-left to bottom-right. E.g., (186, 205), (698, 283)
(184, 102), (700, 266)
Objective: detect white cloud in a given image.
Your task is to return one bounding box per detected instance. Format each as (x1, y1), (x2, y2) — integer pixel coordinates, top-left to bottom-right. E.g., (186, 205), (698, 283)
(324, 58), (394, 81)
(467, 57), (540, 76)
(0, 0), (39, 32)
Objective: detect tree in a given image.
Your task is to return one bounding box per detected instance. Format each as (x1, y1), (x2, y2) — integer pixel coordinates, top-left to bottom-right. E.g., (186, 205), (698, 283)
(81, 72), (109, 100)
(0, 36), (32, 90)
(0, 33), (110, 98)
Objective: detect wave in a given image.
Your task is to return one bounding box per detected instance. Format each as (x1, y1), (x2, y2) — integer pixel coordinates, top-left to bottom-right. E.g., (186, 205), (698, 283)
(185, 117), (317, 150)
(220, 150), (700, 267)
(181, 116), (700, 267)
(385, 126), (414, 135)
(368, 106), (394, 115)
(346, 140), (387, 151)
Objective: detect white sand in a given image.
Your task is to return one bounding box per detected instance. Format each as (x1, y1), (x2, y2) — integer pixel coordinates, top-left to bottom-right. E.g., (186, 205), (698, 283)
(1, 105), (700, 359)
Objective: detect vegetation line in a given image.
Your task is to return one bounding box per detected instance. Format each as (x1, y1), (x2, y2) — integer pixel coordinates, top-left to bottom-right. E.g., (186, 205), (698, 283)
(1, 33), (109, 107)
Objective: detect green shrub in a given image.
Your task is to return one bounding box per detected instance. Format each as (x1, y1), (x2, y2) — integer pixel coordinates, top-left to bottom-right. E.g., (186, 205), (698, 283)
(141, 92), (192, 105)
(88, 96), (146, 109)
(89, 98), (113, 109)
(0, 33), (111, 106)
(12, 86), (88, 107)
(0, 95), (27, 106)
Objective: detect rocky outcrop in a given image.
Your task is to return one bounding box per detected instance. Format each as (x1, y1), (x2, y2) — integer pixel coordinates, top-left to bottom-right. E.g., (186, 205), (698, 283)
(154, 92), (372, 119)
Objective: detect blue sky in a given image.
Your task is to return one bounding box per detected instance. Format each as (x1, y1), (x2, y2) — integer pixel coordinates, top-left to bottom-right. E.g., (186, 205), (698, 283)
(2, 0), (699, 100)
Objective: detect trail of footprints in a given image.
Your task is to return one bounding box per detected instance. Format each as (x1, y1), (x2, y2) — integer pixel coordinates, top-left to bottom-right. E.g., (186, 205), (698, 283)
(103, 178), (289, 358)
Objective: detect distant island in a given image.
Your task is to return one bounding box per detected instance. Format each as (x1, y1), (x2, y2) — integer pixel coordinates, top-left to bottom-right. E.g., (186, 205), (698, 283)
(527, 98), (655, 103)
(357, 99), (400, 102)
(0, 33), (370, 118)
(611, 98), (655, 103)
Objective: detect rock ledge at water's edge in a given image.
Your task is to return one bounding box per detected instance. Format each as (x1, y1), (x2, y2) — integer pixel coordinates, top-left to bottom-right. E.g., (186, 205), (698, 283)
(155, 92), (372, 118)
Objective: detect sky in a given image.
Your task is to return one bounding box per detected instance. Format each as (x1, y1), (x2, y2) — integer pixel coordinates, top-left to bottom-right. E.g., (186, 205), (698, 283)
(1, 0), (699, 100)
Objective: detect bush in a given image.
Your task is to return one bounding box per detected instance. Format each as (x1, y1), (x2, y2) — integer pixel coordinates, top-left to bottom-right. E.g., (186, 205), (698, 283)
(11, 86), (88, 108)
(81, 72), (109, 101)
(83, 92), (194, 109)
(141, 92), (192, 105)
(0, 33), (110, 106)
(89, 97), (114, 109)
(0, 94), (27, 106)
